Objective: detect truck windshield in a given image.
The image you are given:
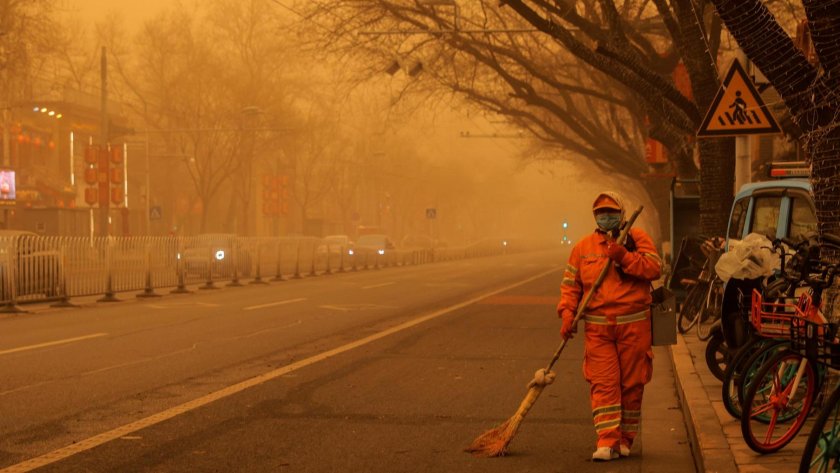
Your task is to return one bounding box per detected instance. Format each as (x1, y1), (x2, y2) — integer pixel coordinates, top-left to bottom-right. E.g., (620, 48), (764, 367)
(751, 196), (783, 239)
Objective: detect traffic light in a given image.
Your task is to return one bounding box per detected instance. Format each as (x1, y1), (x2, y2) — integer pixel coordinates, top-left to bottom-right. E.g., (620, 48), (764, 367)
(262, 174), (291, 216)
(262, 174), (278, 216)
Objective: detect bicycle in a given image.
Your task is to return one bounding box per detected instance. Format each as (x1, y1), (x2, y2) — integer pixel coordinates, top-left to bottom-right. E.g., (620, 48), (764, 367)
(740, 235), (840, 454)
(677, 236), (725, 341)
(721, 238), (804, 420)
(796, 318), (840, 472)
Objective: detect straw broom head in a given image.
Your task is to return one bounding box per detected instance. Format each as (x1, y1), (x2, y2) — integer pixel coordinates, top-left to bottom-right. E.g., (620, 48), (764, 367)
(465, 369), (555, 457)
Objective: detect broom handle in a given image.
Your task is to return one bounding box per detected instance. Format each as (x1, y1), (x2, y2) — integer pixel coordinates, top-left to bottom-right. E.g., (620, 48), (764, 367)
(544, 206), (644, 372)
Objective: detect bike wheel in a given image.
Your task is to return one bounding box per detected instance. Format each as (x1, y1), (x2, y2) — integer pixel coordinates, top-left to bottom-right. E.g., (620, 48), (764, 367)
(722, 337), (771, 419)
(705, 329), (729, 381)
(800, 385), (840, 473)
(679, 280), (707, 334)
(741, 350), (817, 454)
(697, 278), (724, 341)
(730, 340), (791, 421)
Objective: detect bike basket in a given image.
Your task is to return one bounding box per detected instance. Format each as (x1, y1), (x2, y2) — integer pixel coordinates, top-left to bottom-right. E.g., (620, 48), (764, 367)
(750, 289), (812, 338)
(790, 319), (840, 369)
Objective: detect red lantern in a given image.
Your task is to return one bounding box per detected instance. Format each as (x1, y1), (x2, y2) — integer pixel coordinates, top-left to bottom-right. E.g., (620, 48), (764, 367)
(110, 187), (124, 206)
(110, 167), (123, 184)
(110, 146), (123, 164)
(84, 168), (97, 185)
(85, 188), (98, 206)
(85, 145), (99, 165)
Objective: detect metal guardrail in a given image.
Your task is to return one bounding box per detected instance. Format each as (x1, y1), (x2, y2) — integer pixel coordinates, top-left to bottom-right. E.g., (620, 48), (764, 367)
(0, 235), (546, 311)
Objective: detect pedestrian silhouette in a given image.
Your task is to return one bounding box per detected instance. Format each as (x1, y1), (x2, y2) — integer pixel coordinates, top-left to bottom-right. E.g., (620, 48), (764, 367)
(729, 91), (748, 124)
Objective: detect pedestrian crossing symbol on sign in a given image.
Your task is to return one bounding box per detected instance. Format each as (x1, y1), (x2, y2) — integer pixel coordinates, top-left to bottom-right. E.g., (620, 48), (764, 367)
(697, 59), (781, 137)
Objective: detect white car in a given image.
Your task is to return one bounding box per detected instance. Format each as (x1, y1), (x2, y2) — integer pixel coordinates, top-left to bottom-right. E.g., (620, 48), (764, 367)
(355, 234), (395, 256)
(317, 235), (354, 255)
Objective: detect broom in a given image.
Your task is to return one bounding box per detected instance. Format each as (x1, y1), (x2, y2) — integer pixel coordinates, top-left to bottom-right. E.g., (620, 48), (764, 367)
(465, 206), (644, 457)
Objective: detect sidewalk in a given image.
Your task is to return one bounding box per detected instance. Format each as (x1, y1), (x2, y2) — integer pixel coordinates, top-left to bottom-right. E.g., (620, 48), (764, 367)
(671, 333), (807, 473)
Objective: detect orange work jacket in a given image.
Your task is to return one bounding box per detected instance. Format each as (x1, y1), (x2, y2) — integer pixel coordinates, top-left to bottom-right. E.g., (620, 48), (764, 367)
(558, 227), (662, 319)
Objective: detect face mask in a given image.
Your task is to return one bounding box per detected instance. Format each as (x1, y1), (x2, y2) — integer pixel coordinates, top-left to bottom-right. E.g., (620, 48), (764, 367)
(596, 213), (621, 231)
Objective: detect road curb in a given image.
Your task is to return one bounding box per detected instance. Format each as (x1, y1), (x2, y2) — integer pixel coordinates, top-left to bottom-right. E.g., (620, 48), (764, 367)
(669, 334), (738, 473)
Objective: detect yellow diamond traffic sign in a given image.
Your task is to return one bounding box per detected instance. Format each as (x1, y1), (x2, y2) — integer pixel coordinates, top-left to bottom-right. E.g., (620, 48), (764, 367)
(697, 59), (781, 137)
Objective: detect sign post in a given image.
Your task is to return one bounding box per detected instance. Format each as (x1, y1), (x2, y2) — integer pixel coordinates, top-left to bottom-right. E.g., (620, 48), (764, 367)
(697, 59), (781, 137)
(698, 58), (782, 191)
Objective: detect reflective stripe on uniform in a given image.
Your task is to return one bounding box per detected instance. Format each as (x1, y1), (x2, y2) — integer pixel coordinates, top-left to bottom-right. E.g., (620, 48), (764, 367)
(622, 410), (641, 419)
(585, 314), (609, 325)
(595, 419), (621, 432)
(561, 277), (576, 287)
(584, 309), (648, 326)
(566, 264), (578, 274)
(620, 423), (640, 432)
(592, 404), (622, 417)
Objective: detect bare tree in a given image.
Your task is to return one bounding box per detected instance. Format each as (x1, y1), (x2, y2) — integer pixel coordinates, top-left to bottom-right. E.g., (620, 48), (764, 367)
(708, 0), (840, 315)
(133, 9), (245, 232)
(301, 0), (739, 235)
(1, 0), (62, 168)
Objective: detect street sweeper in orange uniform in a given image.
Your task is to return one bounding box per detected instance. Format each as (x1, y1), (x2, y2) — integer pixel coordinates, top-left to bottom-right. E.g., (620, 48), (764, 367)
(558, 192), (661, 461)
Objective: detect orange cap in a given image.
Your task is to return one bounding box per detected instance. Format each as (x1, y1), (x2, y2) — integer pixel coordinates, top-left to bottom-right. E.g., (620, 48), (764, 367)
(593, 194), (620, 211)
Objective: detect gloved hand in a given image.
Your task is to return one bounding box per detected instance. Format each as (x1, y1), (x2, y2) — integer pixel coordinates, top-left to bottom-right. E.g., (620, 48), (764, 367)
(607, 241), (628, 262)
(561, 314), (578, 340)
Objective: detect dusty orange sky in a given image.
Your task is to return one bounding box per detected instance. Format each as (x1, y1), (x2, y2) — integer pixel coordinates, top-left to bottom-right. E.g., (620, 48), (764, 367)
(66, 0), (175, 27)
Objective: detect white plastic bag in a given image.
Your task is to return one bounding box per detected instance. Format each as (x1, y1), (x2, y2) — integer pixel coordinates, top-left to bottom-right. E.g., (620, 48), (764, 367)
(715, 233), (779, 282)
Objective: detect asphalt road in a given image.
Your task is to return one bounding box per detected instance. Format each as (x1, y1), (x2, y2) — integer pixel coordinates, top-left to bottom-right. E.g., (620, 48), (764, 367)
(0, 249), (694, 472)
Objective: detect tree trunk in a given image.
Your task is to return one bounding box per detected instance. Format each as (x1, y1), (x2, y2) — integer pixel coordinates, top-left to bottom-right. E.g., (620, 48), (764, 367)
(200, 197), (210, 234)
(710, 0), (840, 319)
(698, 138), (736, 236)
(641, 177), (673, 248)
(806, 129), (840, 320)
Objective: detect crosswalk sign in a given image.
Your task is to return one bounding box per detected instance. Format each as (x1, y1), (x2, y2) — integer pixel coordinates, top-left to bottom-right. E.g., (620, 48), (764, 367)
(697, 59), (781, 137)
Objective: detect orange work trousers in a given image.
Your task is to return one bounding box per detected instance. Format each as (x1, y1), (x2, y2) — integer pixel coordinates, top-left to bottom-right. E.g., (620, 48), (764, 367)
(583, 313), (653, 450)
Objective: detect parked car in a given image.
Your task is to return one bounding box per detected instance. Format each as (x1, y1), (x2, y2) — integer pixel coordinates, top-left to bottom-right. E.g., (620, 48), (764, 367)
(180, 234), (252, 278)
(401, 234), (435, 250)
(355, 234), (396, 256)
(0, 230), (61, 300)
(317, 235), (354, 255)
(720, 163), (816, 349)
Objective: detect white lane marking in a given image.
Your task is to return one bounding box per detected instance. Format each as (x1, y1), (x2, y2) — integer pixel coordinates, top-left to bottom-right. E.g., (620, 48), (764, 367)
(319, 305), (350, 312)
(424, 282), (472, 288)
(0, 333), (108, 357)
(0, 266), (560, 473)
(0, 381), (50, 397)
(2, 321), (306, 398)
(243, 298), (307, 311)
(362, 282), (395, 290)
(220, 320), (304, 341)
(319, 304), (395, 312)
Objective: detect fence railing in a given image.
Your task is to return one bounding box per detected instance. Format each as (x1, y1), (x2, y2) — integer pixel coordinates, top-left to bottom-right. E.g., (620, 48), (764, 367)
(0, 235), (546, 311)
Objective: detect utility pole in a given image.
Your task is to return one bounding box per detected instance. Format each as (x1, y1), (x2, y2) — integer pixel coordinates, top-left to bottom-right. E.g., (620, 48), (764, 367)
(1, 64), (10, 230)
(99, 46), (109, 237)
(734, 48), (752, 192)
